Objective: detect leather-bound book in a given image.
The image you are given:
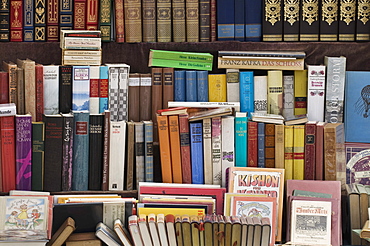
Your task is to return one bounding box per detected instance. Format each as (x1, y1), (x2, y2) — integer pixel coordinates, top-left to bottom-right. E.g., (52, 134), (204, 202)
(283, 0), (300, 41)
(263, 0), (283, 41)
(124, 0), (142, 42)
(320, 0), (339, 41)
(299, 0), (320, 41)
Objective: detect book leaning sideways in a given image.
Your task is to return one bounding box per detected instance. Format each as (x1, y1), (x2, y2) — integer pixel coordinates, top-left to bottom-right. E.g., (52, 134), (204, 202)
(0, 103), (16, 116)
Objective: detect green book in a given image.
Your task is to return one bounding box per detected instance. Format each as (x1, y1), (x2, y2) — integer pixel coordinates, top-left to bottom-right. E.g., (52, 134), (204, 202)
(149, 58), (213, 71)
(293, 189), (332, 198)
(32, 122), (45, 191)
(149, 49), (213, 63)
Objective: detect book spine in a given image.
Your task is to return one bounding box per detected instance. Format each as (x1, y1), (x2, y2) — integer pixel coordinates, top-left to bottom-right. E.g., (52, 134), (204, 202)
(157, 115), (173, 183)
(72, 66), (90, 111)
(109, 120), (126, 190)
(218, 57), (305, 70)
(299, 0), (319, 41)
(212, 116), (222, 185)
(190, 121), (204, 184)
(139, 73), (152, 121)
(320, 0), (339, 40)
(247, 121), (258, 167)
(338, 0), (356, 41)
(157, 0), (172, 42)
(265, 123), (275, 168)
(267, 70), (283, 115)
(72, 111), (90, 191)
(262, 0), (283, 41)
(0, 71), (9, 103)
(226, 69), (240, 103)
(151, 67), (163, 143)
(210, 0), (216, 41)
(135, 122), (145, 188)
(172, 0), (186, 42)
(15, 115), (32, 190)
(293, 124), (305, 180)
(203, 118), (212, 184)
(307, 65), (326, 122)
(101, 110), (110, 190)
(150, 58), (213, 71)
(46, 0), (59, 41)
(208, 74), (227, 102)
(35, 64), (44, 122)
(186, 0), (199, 42)
(284, 125), (294, 180)
(61, 114), (73, 191)
(128, 73), (141, 121)
(126, 121), (135, 190)
(217, 0), (235, 40)
(99, 0), (112, 42)
(59, 65), (73, 114)
(169, 115), (183, 183)
(179, 114), (192, 184)
(163, 67), (174, 109)
(325, 56), (346, 123)
(1, 116), (16, 192)
(275, 124), (285, 169)
(197, 70), (209, 102)
(10, 0), (23, 41)
(73, 0), (87, 29)
(0, 0), (10, 41)
(89, 66), (100, 114)
(356, 0), (370, 41)
(142, 0), (157, 42)
(4, 62), (17, 106)
(86, 0), (99, 30)
(186, 70), (197, 102)
(89, 114), (104, 190)
(31, 122), (44, 191)
(234, 0), (245, 41)
(239, 71), (254, 114)
(174, 70), (186, 101)
(43, 65), (60, 114)
(283, 0), (300, 41)
(282, 73), (294, 118)
(99, 66), (109, 113)
(117, 66), (129, 121)
(221, 116), (234, 187)
(23, 0), (34, 41)
(144, 121), (154, 182)
(124, 0), (142, 42)
(257, 122), (265, 168)
(234, 114), (247, 167)
(200, 0), (211, 42)
(304, 122), (316, 180)
(254, 75), (268, 114)
(34, 0), (46, 41)
(16, 67), (24, 115)
(315, 122), (325, 180)
(245, 0), (262, 41)
(60, 0), (73, 29)
(294, 69), (308, 115)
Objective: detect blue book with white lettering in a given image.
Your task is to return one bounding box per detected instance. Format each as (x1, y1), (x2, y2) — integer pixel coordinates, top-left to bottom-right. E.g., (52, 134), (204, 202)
(72, 111), (90, 191)
(217, 0), (235, 40)
(235, 0), (245, 41)
(235, 112), (247, 167)
(174, 70), (186, 101)
(186, 70), (197, 102)
(239, 71), (254, 115)
(245, 0), (262, 41)
(257, 122), (265, 167)
(197, 70), (208, 102)
(190, 122), (204, 184)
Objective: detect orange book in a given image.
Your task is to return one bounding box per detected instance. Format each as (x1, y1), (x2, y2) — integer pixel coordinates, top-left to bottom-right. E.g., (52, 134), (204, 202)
(157, 114), (173, 183)
(168, 115), (182, 183)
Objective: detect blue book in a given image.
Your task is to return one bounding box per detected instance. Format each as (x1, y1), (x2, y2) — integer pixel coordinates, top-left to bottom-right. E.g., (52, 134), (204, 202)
(72, 66), (90, 111)
(239, 71), (254, 114)
(99, 66), (109, 113)
(234, 0), (245, 41)
(245, 0), (262, 41)
(23, 0), (34, 41)
(234, 112), (247, 167)
(60, 0), (73, 29)
(345, 71), (370, 143)
(217, 0), (235, 40)
(72, 111), (90, 191)
(185, 70), (197, 102)
(174, 70), (186, 101)
(197, 70), (208, 102)
(144, 120), (154, 182)
(190, 122), (204, 184)
(257, 122), (265, 167)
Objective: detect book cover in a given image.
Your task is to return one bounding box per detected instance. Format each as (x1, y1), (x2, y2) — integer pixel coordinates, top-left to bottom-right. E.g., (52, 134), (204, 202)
(35, 64), (44, 122)
(208, 74), (227, 102)
(299, 0), (320, 41)
(72, 66), (90, 111)
(217, 0), (235, 40)
(245, 0), (262, 41)
(174, 70), (186, 102)
(226, 69), (240, 103)
(265, 123), (275, 168)
(10, 0), (23, 41)
(89, 66), (100, 115)
(210, 0), (216, 41)
(95, 222), (121, 246)
(99, 66), (109, 113)
(344, 71), (370, 143)
(203, 118), (212, 185)
(47, 217), (76, 246)
(59, 65), (73, 114)
(32, 122), (44, 191)
(72, 111), (89, 191)
(128, 73), (140, 121)
(262, 0), (283, 41)
(172, 0), (185, 42)
(46, 0), (58, 41)
(284, 125), (294, 180)
(134, 122), (145, 189)
(43, 65), (59, 115)
(143, 121), (154, 182)
(109, 120), (126, 190)
(356, 0), (370, 41)
(345, 142), (370, 185)
(267, 70), (283, 115)
(294, 69), (308, 116)
(186, 0), (199, 42)
(254, 75), (268, 114)
(293, 124), (305, 180)
(142, 0), (156, 42)
(212, 116), (222, 185)
(99, 0), (111, 42)
(157, 115), (173, 183)
(197, 70), (208, 102)
(139, 73), (152, 121)
(179, 114), (192, 184)
(338, 0), (356, 41)
(124, 0), (142, 42)
(190, 121), (204, 184)
(257, 122), (265, 168)
(304, 121), (317, 180)
(239, 71), (254, 114)
(221, 116), (235, 187)
(320, 0), (339, 40)
(162, 67), (174, 109)
(156, 0), (171, 42)
(185, 70), (197, 102)
(235, 112), (247, 167)
(89, 114), (104, 190)
(200, 0), (211, 42)
(307, 65), (326, 122)
(151, 67), (163, 142)
(283, 74), (295, 119)
(247, 121), (258, 168)
(61, 113), (73, 192)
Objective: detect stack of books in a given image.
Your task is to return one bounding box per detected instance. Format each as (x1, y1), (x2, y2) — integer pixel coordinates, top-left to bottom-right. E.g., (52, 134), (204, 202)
(60, 30), (102, 66)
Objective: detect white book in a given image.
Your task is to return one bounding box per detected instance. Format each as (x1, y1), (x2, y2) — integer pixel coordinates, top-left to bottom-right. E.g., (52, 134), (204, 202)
(307, 65), (326, 122)
(114, 219), (133, 246)
(128, 215), (144, 246)
(254, 75), (268, 114)
(43, 65), (59, 115)
(221, 116), (235, 188)
(147, 214), (161, 246)
(63, 50), (102, 56)
(226, 69), (240, 102)
(89, 65), (100, 114)
(203, 118), (213, 185)
(109, 121), (126, 190)
(165, 214), (177, 246)
(62, 37), (102, 49)
(167, 101), (240, 111)
(95, 222), (121, 246)
(211, 117), (222, 185)
(282, 74), (294, 118)
(138, 214), (153, 246)
(157, 214), (169, 246)
(0, 103), (16, 116)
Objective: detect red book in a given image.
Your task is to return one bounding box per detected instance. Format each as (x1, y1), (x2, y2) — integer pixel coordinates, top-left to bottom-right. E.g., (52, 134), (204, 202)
(86, 0), (99, 30)
(0, 116), (16, 192)
(74, 0), (87, 29)
(47, 0), (59, 41)
(0, 71), (9, 104)
(247, 121), (258, 167)
(304, 121), (316, 180)
(210, 0), (216, 41)
(114, 0), (125, 42)
(10, 0), (23, 41)
(315, 122), (326, 180)
(179, 114), (191, 184)
(35, 64), (44, 122)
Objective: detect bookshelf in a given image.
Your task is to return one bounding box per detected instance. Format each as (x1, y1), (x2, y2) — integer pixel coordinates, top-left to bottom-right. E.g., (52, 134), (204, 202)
(2, 42), (370, 73)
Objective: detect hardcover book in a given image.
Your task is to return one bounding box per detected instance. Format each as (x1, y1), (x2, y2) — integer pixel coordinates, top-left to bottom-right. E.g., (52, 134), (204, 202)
(185, 70), (197, 102)
(157, 115), (173, 183)
(245, 0), (262, 41)
(43, 65), (59, 115)
(10, 0), (23, 41)
(208, 74), (226, 102)
(156, 0), (171, 42)
(72, 66), (90, 111)
(186, 0), (199, 42)
(86, 0), (99, 30)
(134, 122), (145, 189)
(190, 121), (204, 184)
(125, 121), (135, 191)
(293, 124), (305, 180)
(162, 67), (174, 109)
(262, 0), (283, 41)
(226, 69), (239, 103)
(46, 0), (59, 41)
(217, 0), (235, 40)
(59, 66), (73, 114)
(61, 113), (73, 191)
(99, 0), (111, 42)
(294, 69), (308, 115)
(114, 0), (124, 42)
(300, 0), (320, 41)
(172, 0), (185, 42)
(0, 0), (10, 41)
(307, 65), (326, 122)
(200, 0), (210, 42)
(345, 142), (370, 186)
(304, 121), (317, 180)
(197, 70), (208, 102)
(212, 116), (222, 185)
(151, 67), (163, 142)
(203, 118), (212, 184)
(89, 66), (100, 114)
(101, 111), (110, 191)
(174, 70), (185, 102)
(17, 59), (36, 120)
(34, 0), (46, 41)
(283, 0), (300, 41)
(128, 73), (140, 121)
(89, 114), (104, 190)
(179, 114), (192, 184)
(124, 0), (142, 42)
(316, 121), (326, 180)
(239, 71), (254, 114)
(139, 73), (152, 121)
(284, 125), (294, 180)
(32, 122), (44, 191)
(247, 121), (258, 167)
(257, 122), (265, 168)
(143, 121), (154, 182)
(60, 0), (73, 30)
(320, 0), (339, 41)
(0, 71), (9, 103)
(338, 0), (356, 41)
(73, 0), (86, 30)
(35, 64), (44, 121)
(265, 123), (275, 168)
(356, 0), (370, 41)
(235, 112), (247, 167)
(2, 61), (17, 106)
(267, 70), (283, 115)
(221, 116), (235, 187)
(142, 0), (156, 42)
(98, 66), (108, 113)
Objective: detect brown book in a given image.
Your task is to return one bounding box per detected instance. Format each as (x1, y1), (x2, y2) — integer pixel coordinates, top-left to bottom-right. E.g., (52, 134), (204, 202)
(126, 121), (135, 190)
(0, 71), (9, 104)
(73, 0), (86, 29)
(168, 115), (182, 183)
(142, 0), (156, 42)
(17, 59), (36, 120)
(274, 124), (285, 169)
(345, 183), (361, 245)
(2, 61), (17, 106)
(360, 220), (370, 239)
(172, 0), (186, 42)
(128, 73), (140, 122)
(157, 0), (172, 42)
(47, 217), (76, 246)
(10, 0), (23, 41)
(179, 114), (192, 184)
(248, 121), (258, 167)
(264, 123), (275, 168)
(46, 0), (59, 41)
(186, 0), (199, 42)
(139, 73), (152, 121)
(200, 0), (210, 42)
(66, 232), (102, 246)
(114, 0), (125, 42)
(16, 67), (25, 114)
(162, 67), (174, 109)
(304, 121), (316, 180)
(210, 0), (216, 41)
(124, 0), (142, 42)
(157, 114), (173, 183)
(151, 67), (163, 143)
(35, 64), (44, 122)
(315, 121), (326, 180)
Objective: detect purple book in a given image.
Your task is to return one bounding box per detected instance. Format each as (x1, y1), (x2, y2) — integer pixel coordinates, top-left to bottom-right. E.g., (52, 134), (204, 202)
(62, 113), (74, 191)
(15, 115), (33, 190)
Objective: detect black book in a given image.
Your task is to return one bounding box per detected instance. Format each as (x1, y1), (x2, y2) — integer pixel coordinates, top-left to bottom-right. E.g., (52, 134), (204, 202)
(356, 0), (370, 41)
(0, 0), (10, 41)
(338, 0), (357, 41)
(299, 0), (320, 41)
(88, 114), (104, 190)
(283, 0), (300, 41)
(320, 0), (339, 41)
(263, 0), (283, 41)
(59, 65), (73, 114)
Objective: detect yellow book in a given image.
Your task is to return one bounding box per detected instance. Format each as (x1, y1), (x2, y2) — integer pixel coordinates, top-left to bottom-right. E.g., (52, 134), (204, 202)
(293, 125), (305, 180)
(284, 125), (294, 180)
(294, 70), (308, 115)
(267, 70), (283, 115)
(208, 74), (227, 102)
(275, 124), (285, 169)
(137, 207), (205, 217)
